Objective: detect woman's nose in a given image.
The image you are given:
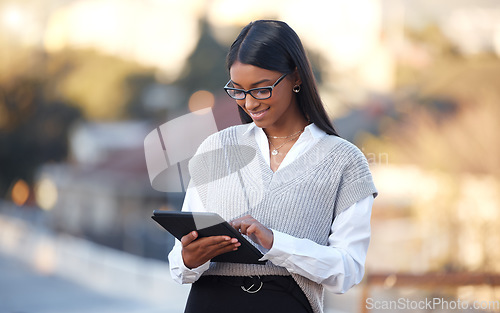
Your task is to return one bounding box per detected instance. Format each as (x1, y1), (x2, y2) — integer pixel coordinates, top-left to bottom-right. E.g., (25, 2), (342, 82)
(243, 94), (260, 110)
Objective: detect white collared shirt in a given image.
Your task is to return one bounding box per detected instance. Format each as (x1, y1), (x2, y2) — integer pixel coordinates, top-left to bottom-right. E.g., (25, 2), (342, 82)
(168, 123), (374, 294)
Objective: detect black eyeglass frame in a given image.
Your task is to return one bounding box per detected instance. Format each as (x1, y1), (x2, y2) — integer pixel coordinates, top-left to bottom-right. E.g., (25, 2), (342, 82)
(224, 73), (288, 100)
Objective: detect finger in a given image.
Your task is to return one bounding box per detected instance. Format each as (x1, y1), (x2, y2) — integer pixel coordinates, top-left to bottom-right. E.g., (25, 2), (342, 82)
(246, 223), (257, 236)
(230, 215), (252, 229)
(239, 223), (248, 234)
(245, 224), (273, 249)
(211, 241), (242, 256)
(239, 218), (255, 235)
(190, 238), (240, 262)
(211, 235), (239, 247)
(230, 220), (241, 230)
(181, 231), (198, 247)
(230, 218), (245, 230)
(197, 236), (237, 248)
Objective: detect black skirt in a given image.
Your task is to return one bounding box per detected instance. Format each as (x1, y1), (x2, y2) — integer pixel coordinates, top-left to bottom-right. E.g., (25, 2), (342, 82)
(184, 275), (314, 313)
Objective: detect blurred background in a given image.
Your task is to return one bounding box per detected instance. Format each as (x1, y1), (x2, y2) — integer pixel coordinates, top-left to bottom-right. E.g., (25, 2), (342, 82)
(1, 0), (500, 312)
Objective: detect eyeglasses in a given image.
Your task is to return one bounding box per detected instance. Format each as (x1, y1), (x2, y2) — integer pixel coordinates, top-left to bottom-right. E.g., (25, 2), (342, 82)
(224, 73), (288, 100)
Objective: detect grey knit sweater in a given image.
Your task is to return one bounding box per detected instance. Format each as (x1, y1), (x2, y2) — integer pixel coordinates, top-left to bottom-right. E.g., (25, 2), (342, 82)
(188, 124), (378, 313)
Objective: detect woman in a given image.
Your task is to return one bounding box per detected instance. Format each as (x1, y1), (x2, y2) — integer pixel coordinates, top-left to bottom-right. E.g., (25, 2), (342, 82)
(168, 20), (377, 313)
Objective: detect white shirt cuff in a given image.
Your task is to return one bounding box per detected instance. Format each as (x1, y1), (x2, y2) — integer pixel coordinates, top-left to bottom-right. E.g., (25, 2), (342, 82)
(168, 240), (210, 284)
(260, 229), (294, 264)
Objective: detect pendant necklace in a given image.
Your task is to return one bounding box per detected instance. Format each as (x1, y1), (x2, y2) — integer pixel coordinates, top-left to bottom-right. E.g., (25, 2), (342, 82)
(268, 130), (303, 156)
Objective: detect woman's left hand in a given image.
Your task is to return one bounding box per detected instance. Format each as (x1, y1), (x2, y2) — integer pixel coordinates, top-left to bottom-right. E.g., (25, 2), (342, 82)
(230, 215), (274, 250)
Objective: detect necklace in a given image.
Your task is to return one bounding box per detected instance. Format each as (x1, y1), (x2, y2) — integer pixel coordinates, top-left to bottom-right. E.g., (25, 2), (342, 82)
(266, 129), (303, 139)
(269, 130), (303, 156)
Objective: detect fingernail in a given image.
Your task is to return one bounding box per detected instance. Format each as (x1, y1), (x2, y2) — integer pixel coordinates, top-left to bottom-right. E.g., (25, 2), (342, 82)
(231, 238), (238, 243)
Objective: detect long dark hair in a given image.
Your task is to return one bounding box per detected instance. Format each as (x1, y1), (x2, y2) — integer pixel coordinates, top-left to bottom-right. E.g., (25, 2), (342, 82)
(226, 20), (339, 136)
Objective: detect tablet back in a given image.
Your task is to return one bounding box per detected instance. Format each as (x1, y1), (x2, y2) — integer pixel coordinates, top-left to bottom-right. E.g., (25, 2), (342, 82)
(152, 211), (266, 265)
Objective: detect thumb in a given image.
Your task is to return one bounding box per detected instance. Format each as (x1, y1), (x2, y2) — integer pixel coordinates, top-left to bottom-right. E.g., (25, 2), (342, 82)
(181, 231), (198, 247)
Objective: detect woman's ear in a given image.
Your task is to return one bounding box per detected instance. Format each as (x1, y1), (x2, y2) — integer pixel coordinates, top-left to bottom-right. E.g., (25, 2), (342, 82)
(293, 68), (302, 86)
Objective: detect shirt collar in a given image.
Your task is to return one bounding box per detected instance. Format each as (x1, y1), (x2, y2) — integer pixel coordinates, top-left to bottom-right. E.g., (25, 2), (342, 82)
(242, 122), (259, 137)
(242, 122), (326, 139)
(304, 123), (327, 140)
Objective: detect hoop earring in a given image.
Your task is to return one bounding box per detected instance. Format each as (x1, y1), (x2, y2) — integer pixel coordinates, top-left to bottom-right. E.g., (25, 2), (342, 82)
(293, 85), (301, 93)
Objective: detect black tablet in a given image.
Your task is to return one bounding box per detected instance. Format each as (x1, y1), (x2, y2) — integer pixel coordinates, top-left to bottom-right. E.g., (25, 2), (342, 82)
(152, 210), (266, 265)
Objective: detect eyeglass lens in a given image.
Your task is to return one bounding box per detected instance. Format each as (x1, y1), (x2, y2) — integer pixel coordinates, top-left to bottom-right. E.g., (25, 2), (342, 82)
(226, 88), (271, 100)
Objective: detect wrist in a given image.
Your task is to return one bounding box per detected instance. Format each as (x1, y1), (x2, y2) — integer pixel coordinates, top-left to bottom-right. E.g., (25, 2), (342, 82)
(181, 250), (197, 269)
(263, 229), (274, 250)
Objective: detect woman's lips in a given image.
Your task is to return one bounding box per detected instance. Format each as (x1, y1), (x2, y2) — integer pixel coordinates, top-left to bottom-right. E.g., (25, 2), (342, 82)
(248, 108), (269, 121)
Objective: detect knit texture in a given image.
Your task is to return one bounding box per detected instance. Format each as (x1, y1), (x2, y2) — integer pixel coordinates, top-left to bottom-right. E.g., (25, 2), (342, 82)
(188, 124), (378, 313)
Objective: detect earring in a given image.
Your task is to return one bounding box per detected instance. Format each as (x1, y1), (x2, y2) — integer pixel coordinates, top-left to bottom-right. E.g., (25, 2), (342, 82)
(293, 85), (301, 93)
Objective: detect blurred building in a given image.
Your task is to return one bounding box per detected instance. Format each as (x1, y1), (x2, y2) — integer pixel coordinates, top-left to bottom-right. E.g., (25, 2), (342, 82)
(36, 120), (178, 260)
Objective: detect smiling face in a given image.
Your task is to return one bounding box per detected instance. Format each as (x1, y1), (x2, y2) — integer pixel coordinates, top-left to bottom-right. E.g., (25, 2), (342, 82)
(229, 61), (307, 136)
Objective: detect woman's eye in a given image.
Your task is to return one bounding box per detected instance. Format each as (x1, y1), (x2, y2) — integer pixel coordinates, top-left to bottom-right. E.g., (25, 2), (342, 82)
(256, 89), (270, 96)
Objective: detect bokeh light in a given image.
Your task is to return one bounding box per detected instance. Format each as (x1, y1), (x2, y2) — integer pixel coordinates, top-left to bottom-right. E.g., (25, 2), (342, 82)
(188, 90), (215, 113)
(11, 179), (30, 206)
(2, 6), (23, 29)
(35, 178), (58, 211)
(33, 239), (56, 275)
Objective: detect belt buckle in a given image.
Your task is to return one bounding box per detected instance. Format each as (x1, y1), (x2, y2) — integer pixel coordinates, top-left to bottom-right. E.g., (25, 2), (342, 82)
(241, 275), (263, 294)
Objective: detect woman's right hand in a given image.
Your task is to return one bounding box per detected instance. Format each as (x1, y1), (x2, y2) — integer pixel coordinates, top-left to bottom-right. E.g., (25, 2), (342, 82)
(181, 231), (241, 269)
